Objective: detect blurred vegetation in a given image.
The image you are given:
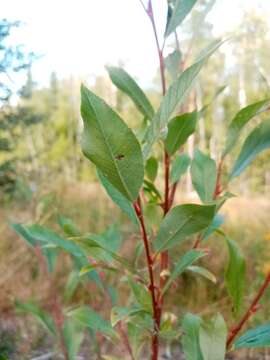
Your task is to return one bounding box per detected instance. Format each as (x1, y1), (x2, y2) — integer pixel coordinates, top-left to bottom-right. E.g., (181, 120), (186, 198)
(1, 2), (270, 359)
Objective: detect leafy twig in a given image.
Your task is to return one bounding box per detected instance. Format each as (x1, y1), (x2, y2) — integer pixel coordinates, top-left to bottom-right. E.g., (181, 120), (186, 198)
(226, 271), (270, 349)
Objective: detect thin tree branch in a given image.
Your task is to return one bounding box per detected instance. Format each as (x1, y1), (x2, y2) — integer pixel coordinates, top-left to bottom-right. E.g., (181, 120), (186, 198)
(133, 198), (159, 360)
(226, 271), (270, 349)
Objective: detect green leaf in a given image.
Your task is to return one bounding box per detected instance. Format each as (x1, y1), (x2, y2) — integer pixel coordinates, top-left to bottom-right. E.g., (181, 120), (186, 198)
(22, 224), (84, 257)
(191, 149), (217, 203)
(81, 84), (144, 201)
(68, 306), (115, 337)
(110, 306), (144, 327)
(72, 256), (104, 291)
(181, 313), (203, 360)
(90, 224), (122, 253)
(11, 222), (59, 273)
(73, 234), (134, 272)
(233, 323), (270, 349)
(145, 157), (158, 182)
(97, 170), (138, 225)
(64, 271), (81, 302)
(223, 98), (270, 157)
(58, 216), (80, 237)
(144, 203), (163, 231)
(143, 179), (162, 201)
(11, 222), (37, 247)
(143, 39), (223, 158)
(202, 214), (224, 240)
(41, 246), (59, 273)
(162, 250), (205, 294)
(63, 318), (85, 360)
(154, 204), (216, 252)
(187, 265), (217, 283)
(128, 277), (152, 313)
(230, 120), (270, 178)
(15, 300), (56, 335)
(170, 153), (191, 184)
(199, 314), (227, 360)
(165, 112), (197, 155)
(165, 0), (198, 37)
(165, 49), (182, 78)
(225, 238), (245, 315)
(107, 66), (154, 120)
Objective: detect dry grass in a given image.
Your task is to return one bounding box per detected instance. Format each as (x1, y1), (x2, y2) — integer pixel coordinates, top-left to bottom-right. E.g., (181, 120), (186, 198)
(1, 182), (270, 358)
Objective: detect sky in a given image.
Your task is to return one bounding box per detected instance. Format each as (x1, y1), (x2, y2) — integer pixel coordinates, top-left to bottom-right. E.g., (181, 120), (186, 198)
(2, 0), (270, 88)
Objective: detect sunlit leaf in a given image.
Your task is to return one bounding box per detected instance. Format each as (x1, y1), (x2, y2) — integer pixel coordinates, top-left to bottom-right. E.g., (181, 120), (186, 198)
(199, 314), (227, 360)
(223, 98), (270, 157)
(165, 0), (198, 37)
(187, 265), (216, 283)
(165, 112), (197, 155)
(107, 66), (154, 120)
(230, 120), (270, 178)
(81, 85), (144, 201)
(143, 39), (223, 158)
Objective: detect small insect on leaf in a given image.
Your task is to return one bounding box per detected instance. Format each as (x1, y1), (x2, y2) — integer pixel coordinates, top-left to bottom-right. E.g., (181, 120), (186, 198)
(115, 154), (125, 160)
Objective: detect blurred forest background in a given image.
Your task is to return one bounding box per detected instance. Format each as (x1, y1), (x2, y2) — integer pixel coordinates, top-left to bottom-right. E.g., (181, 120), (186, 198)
(1, 0), (270, 358)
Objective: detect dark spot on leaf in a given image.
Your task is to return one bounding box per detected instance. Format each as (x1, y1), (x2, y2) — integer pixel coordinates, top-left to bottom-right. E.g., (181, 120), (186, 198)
(115, 154), (125, 160)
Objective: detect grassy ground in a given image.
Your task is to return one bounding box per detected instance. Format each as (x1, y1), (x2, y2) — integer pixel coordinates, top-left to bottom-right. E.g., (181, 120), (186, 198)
(1, 181), (270, 359)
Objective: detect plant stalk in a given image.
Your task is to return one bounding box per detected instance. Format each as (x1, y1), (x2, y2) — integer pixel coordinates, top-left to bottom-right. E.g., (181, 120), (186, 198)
(133, 198), (159, 360)
(226, 271), (270, 349)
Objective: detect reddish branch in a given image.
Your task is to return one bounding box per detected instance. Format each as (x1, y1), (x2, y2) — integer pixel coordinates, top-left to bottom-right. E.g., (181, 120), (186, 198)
(133, 198), (160, 360)
(226, 271), (270, 349)
(192, 233), (203, 249)
(214, 158), (224, 198)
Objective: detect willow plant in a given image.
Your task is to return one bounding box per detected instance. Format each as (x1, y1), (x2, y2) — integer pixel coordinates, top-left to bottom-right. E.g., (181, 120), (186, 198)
(12, 0), (270, 359)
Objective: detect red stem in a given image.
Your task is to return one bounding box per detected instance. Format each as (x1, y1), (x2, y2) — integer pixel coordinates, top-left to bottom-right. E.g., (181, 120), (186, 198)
(139, 2), (169, 357)
(214, 159), (223, 199)
(159, 151), (171, 314)
(168, 181), (178, 209)
(133, 198), (159, 360)
(147, 0), (166, 96)
(226, 271), (270, 349)
(192, 233), (202, 249)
